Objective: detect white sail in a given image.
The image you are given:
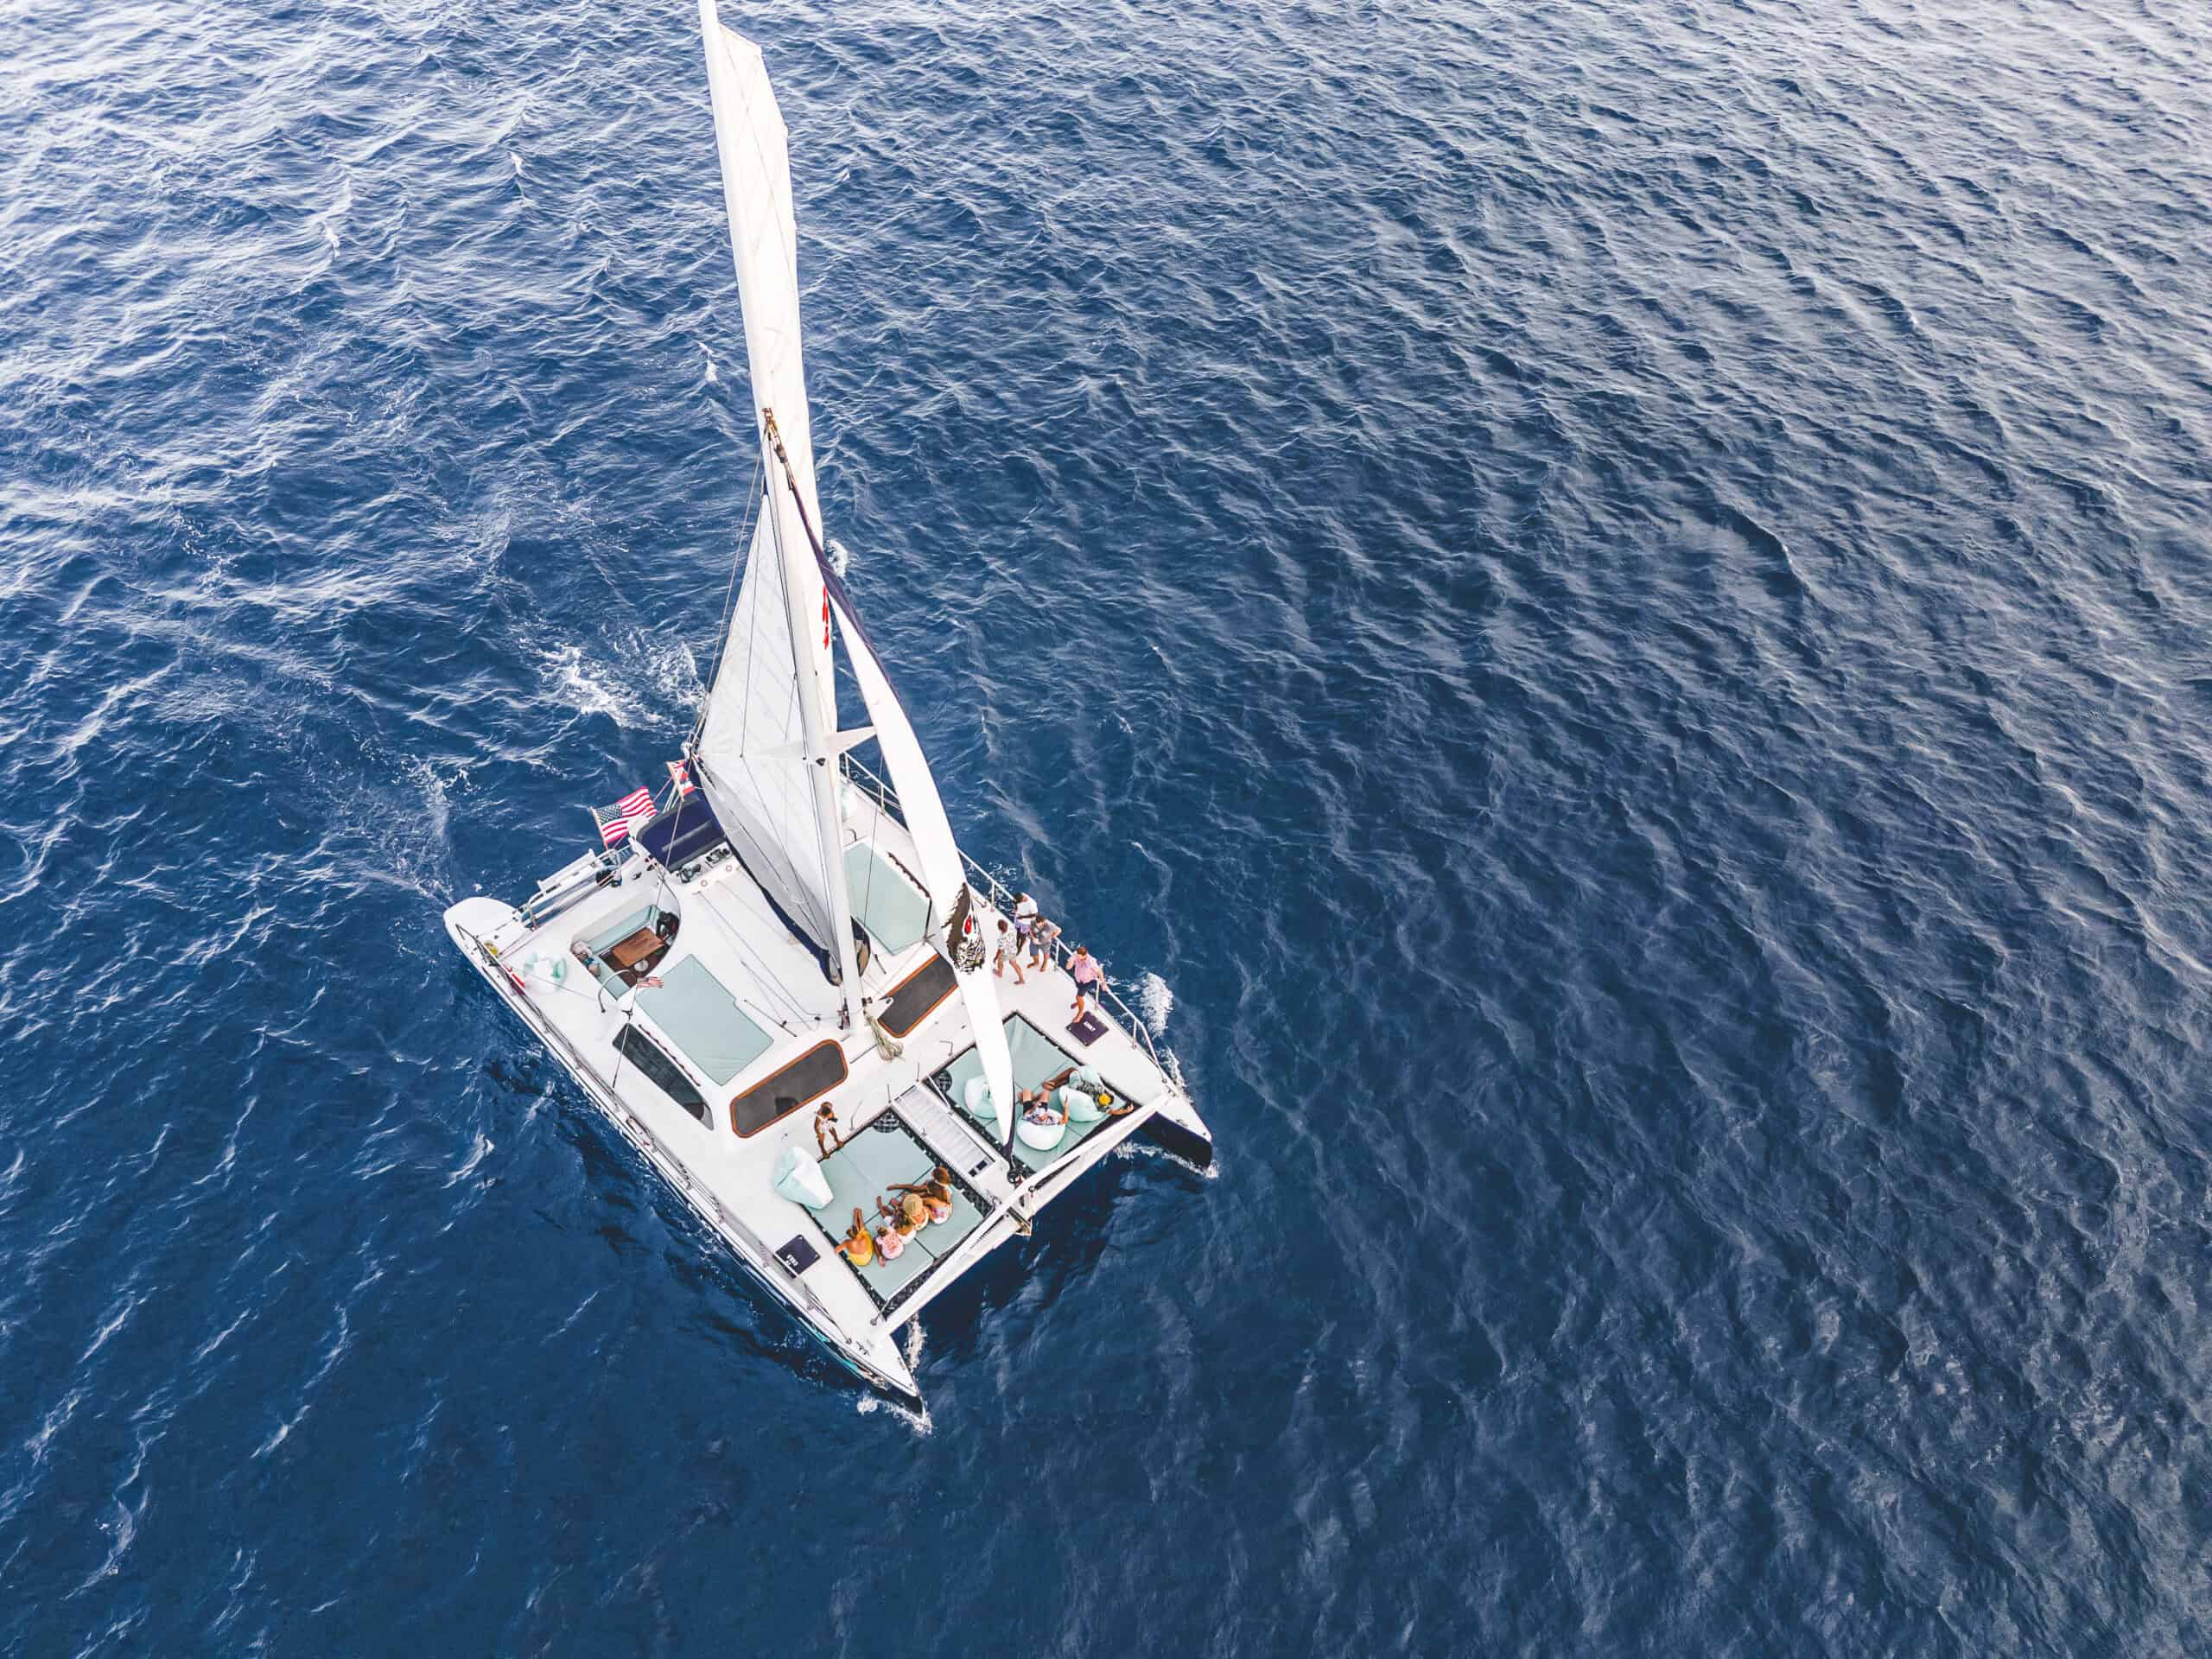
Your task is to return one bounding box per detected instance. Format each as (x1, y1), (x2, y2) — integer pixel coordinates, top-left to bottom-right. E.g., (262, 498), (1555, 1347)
(832, 591), (1017, 1145)
(696, 6), (827, 543)
(694, 2), (861, 1016)
(693, 508), (836, 948)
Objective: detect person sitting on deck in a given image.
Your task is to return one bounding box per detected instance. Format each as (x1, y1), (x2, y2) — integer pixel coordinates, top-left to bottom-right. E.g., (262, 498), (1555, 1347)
(1020, 1089), (1067, 1130)
(1068, 946), (1105, 1019)
(872, 1196), (915, 1261)
(888, 1166), (956, 1224)
(993, 918), (1025, 984)
(879, 1192), (929, 1236)
(813, 1101), (842, 1158)
(836, 1208), (874, 1268)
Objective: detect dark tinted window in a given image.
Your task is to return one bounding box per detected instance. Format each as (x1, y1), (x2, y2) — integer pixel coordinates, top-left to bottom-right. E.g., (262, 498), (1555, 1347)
(728, 1041), (848, 1135)
(615, 1026), (709, 1125)
(880, 954), (957, 1037)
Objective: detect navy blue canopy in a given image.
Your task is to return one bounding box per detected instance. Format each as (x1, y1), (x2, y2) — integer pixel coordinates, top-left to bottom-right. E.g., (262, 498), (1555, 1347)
(637, 793), (728, 870)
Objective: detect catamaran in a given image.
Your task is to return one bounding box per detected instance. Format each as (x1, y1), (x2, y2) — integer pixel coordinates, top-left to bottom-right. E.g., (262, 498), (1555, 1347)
(443, 3), (1212, 1406)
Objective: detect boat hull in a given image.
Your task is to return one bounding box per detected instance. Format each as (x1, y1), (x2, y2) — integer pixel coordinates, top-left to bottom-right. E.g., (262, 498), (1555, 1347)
(442, 897), (922, 1406)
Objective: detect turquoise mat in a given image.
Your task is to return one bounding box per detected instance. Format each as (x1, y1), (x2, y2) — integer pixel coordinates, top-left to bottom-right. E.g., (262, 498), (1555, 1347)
(939, 1014), (1128, 1172)
(845, 843), (931, 955)
(635, 957), (772, 1085)
(810, 1115), (988, 1298)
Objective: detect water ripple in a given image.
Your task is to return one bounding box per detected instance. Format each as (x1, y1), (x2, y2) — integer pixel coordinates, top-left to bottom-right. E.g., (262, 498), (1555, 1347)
(3, 0), (2212, 1652)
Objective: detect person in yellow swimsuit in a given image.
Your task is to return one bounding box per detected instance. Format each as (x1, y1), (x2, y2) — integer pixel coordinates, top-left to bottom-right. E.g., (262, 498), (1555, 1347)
(836, 1208), (874, 1267)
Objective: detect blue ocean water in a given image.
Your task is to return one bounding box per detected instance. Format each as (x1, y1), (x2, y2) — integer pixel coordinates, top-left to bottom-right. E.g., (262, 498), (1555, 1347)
(6, 0), (2212, 1650)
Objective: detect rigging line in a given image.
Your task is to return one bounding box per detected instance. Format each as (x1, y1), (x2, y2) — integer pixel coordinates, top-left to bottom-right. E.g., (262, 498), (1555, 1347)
(691, 448), (766, 750)
(688, 878), (819, 1029)
(738, 469), (773, 755)
(761, 410), (829, 562)
(723, 741), (827, 939)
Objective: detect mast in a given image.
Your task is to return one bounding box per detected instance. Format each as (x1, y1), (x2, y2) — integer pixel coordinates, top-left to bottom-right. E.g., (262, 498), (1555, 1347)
(761, 429), (866, 1033)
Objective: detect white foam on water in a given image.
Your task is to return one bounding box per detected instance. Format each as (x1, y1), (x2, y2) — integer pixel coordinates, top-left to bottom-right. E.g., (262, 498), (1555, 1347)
(1137, 969), (1173, 1035)
(829, 537), (852, 577)
(442, 1131), (494, 1188)
(1111, 1135), (1220, 1179)
(701, 345), (718, 385)
(855, 1393), (932, 1436)
(510, 151), (524, 177)
(636, 632), (703, 712)
(537, 642), (645, 729)
(314, 173), (352, 251)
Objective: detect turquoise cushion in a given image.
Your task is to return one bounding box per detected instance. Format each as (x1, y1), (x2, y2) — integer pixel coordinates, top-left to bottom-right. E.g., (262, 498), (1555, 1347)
(636, 957), (772, 1084)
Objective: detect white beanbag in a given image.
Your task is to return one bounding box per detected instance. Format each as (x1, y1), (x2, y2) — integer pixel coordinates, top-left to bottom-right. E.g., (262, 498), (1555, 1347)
(1017, 1115), (1066, 1152)
(1071, 1065), (1105, 1093)
(1062, 1085), (1105, 1123)
(771, 1146), (833, 1209)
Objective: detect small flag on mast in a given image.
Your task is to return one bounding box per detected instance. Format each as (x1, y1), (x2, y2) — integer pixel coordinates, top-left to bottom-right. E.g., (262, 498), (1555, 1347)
(667, 759), (696, 798)
(593, 785), (654, 847)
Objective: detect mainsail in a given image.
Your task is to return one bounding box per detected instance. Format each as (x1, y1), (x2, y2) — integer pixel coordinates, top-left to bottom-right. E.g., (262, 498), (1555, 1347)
(696, 3), (1012, 1134)
(694, 3), (848, 975)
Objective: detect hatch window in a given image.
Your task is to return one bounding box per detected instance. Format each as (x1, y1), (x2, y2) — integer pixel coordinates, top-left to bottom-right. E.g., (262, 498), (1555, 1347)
(728, 1041), (849, 1136)
(615, 1026), (709, 1125)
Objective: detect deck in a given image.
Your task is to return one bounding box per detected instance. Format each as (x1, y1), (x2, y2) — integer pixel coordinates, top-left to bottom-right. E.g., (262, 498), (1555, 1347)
(444, 754), (1196, 1400)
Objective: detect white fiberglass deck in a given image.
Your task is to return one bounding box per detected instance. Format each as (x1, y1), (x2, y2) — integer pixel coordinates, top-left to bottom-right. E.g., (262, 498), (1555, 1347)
(445, 759), (1204, 1401)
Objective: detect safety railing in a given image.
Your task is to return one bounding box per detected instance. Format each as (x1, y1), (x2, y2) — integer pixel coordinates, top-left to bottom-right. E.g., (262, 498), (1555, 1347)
(839, 754), (1166, 1074)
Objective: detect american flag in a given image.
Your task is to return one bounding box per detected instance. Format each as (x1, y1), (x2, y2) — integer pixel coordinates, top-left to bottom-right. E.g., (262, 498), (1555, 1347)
(594, 785), (654, 847)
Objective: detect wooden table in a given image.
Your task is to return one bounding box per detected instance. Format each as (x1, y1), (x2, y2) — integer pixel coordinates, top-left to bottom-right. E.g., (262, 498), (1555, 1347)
(605, 927), (662, 972)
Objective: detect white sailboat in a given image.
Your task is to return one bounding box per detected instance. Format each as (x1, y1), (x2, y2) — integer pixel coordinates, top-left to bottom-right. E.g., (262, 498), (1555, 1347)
(442, 3), (1212, 1406)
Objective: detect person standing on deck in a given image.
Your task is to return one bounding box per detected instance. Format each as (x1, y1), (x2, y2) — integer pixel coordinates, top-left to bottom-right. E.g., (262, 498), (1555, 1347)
(1013, 892), (1038, 962)
(1069, 946), (1104, 1020)
(1027, 913), (1060, 972)
(993, 918), (1026, 983)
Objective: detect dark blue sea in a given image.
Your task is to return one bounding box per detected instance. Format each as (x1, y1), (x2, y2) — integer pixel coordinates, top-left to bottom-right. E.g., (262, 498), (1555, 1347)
(7, 0), (2212, 1651)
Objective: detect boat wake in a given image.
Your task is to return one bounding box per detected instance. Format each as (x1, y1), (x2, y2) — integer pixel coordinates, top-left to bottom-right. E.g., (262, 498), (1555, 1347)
(855, 1393), (932, 1437)
(1136, 970), (1173, 1035)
